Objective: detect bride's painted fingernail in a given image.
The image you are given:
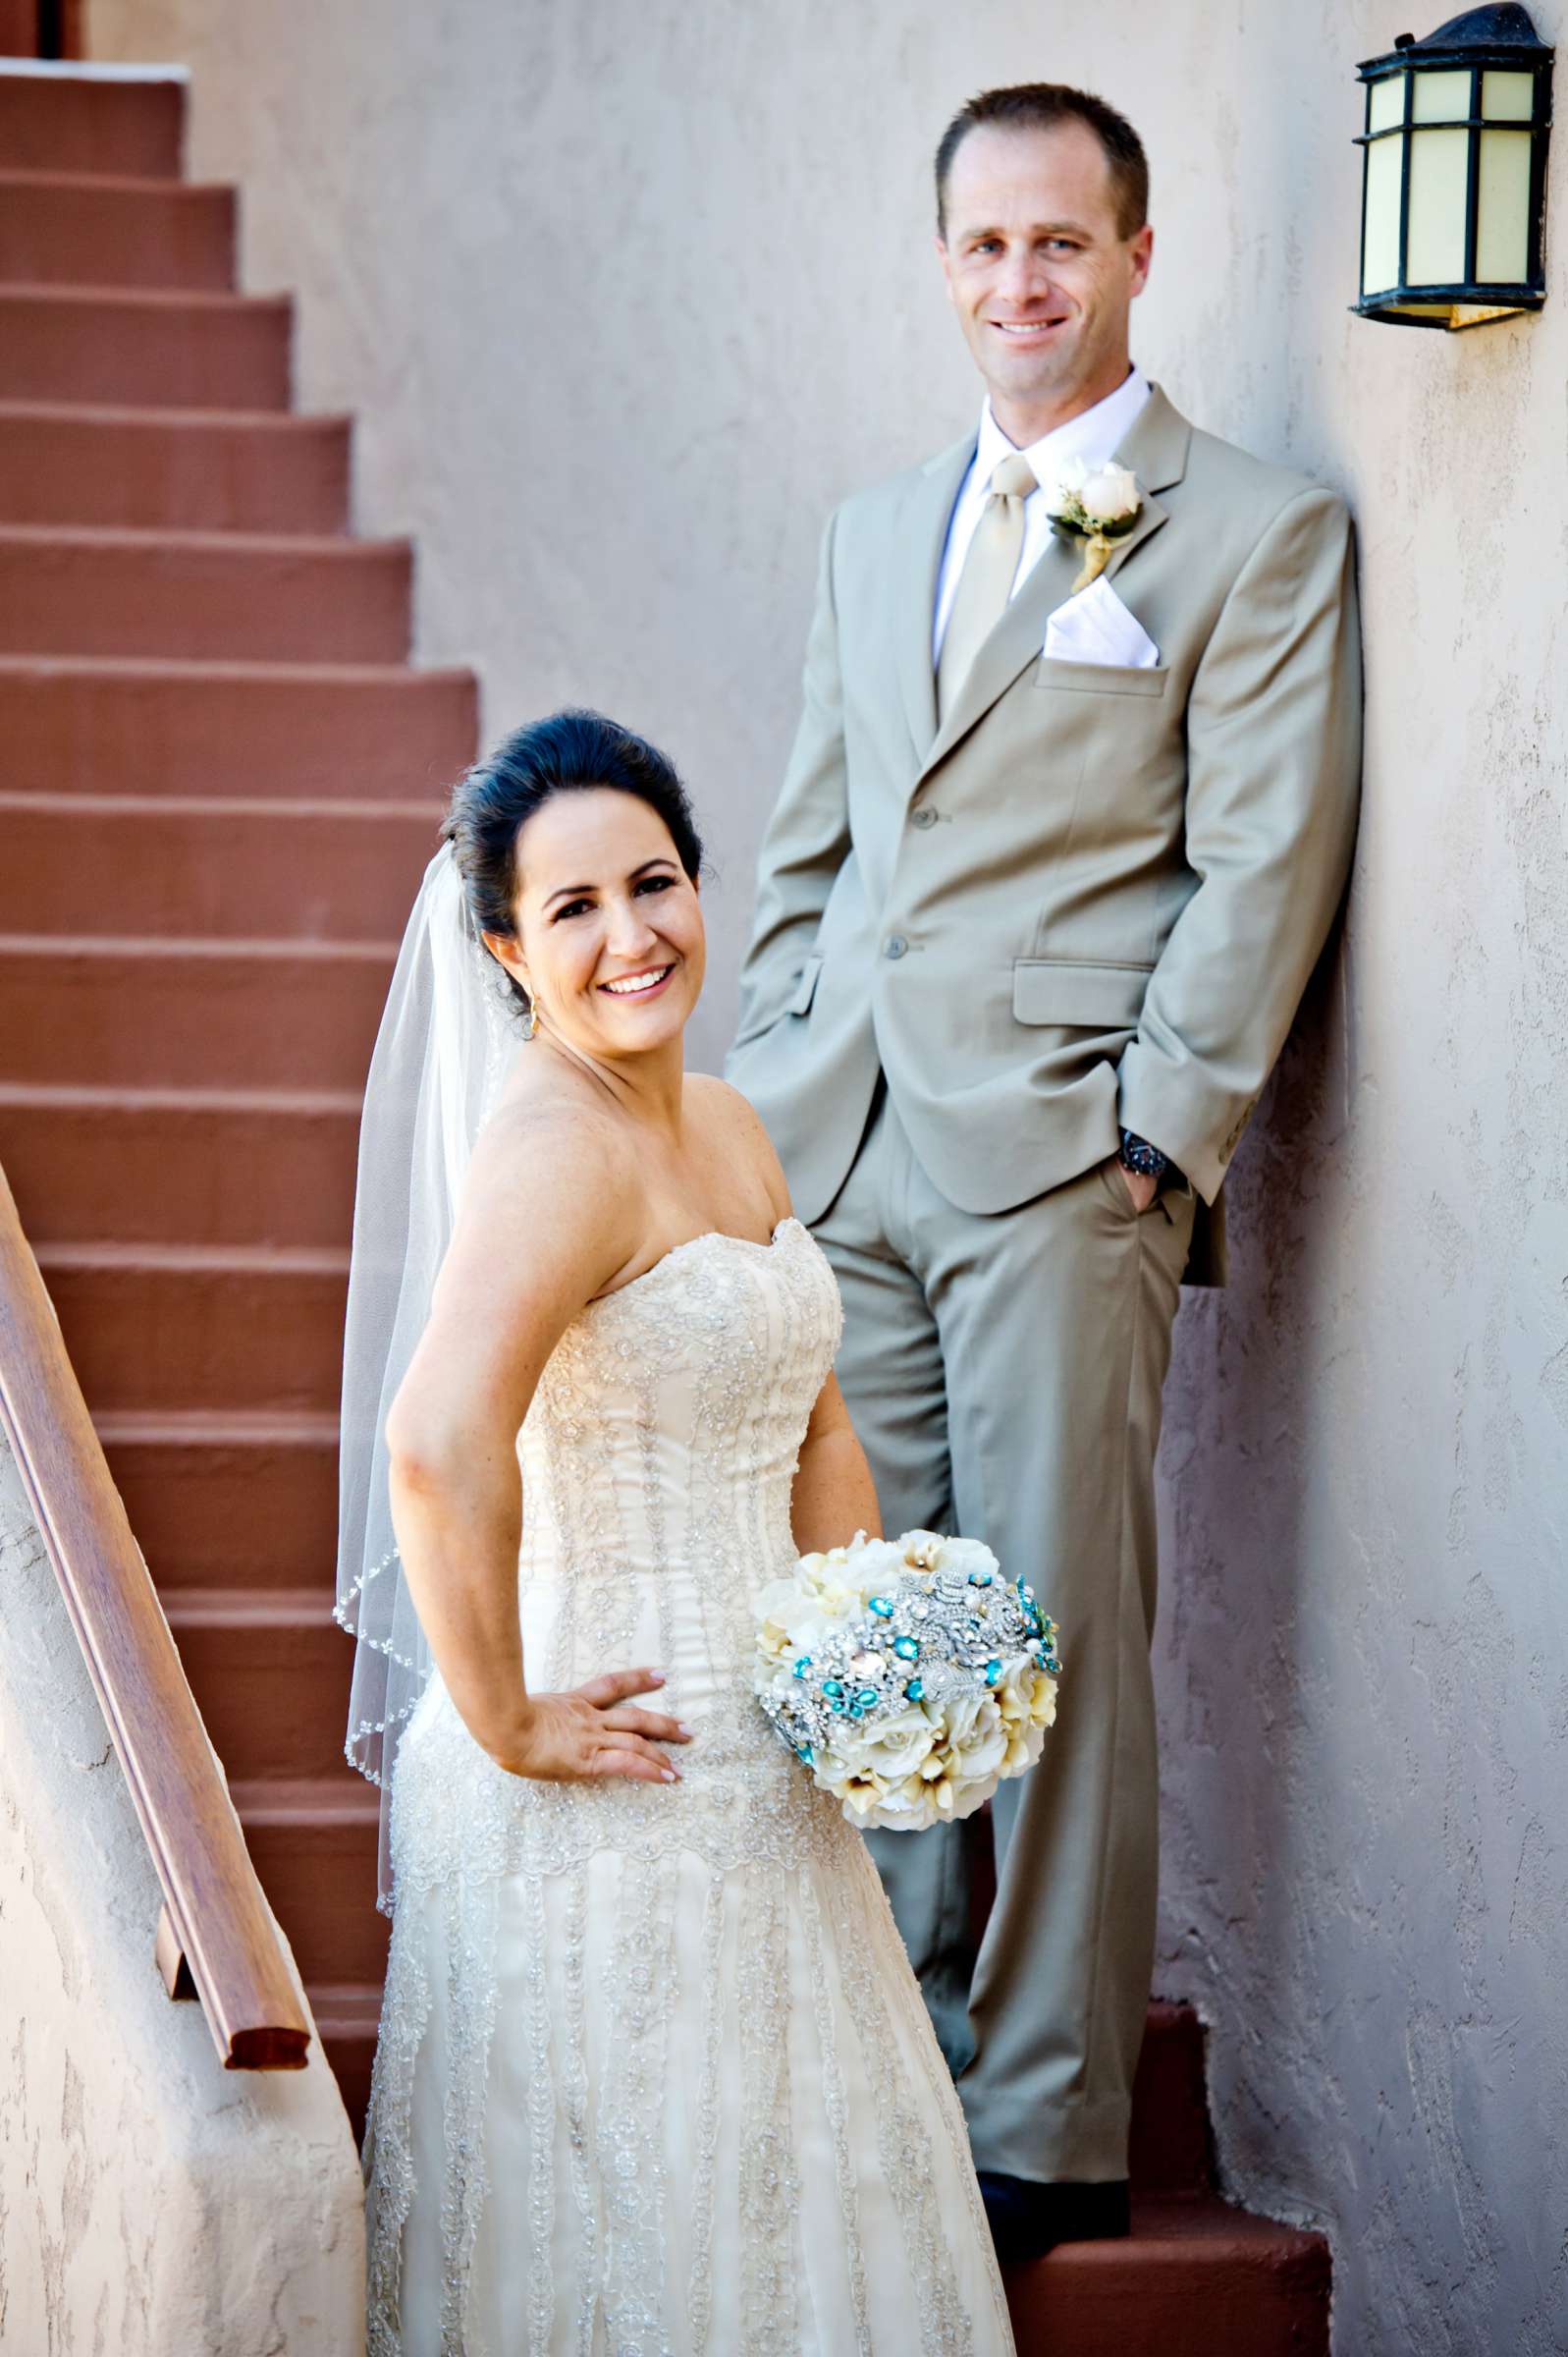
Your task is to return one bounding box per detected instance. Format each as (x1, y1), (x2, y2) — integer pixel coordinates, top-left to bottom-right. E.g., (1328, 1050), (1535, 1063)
(677, 1723), (695, 1738)
(661, 1767), (678, 1782)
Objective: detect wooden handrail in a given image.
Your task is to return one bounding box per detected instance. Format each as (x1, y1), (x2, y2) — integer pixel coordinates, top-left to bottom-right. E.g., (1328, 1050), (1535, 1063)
(0, 1159), (309, 2071)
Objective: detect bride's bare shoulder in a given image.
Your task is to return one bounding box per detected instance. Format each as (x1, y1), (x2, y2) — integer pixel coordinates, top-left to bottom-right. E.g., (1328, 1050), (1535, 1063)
(684, 1074), (792, 1219)
(461, 1062), (643, 1271)
(409, 1069), (644, 1390)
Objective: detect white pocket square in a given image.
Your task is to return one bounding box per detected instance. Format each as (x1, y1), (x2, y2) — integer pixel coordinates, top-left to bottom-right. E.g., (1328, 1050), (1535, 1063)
(1043, 576), (1161, 669)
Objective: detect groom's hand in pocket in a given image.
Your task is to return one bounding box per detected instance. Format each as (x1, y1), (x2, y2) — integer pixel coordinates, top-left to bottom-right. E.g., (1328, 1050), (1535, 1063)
(1103, 1154), (1160, 1215)
(488, 1668), (694, 1785)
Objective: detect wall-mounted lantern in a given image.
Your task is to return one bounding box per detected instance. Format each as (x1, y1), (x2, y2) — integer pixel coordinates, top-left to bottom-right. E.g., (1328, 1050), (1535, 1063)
(1355, 3), (1553, 328)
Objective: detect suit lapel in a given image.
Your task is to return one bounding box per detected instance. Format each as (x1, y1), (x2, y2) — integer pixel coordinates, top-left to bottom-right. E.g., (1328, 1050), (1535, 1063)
(915, 381), (1194, 782)
(1109, 379), (1191, 497)
(1101, 381), (1189, 583)
(892, 434), (974, 764)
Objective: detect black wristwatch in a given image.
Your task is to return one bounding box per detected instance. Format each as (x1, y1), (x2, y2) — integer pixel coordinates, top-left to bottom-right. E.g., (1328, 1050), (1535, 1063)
(1118, 1128), (1174, 1188)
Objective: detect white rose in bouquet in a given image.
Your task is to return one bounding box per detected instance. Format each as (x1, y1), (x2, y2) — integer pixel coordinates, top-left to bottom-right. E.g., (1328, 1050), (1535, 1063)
(754, 1579), (804, 1668)
(996, 1659), (1057, 1732)
(945, 1686), (1010, 1787)
(854, 1698), (940, 1783)
(818, 1698), (943, 1827)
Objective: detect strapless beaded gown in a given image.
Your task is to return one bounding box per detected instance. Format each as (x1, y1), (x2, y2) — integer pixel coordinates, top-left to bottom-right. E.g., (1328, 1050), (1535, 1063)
(362, 1218), (1016, 2356)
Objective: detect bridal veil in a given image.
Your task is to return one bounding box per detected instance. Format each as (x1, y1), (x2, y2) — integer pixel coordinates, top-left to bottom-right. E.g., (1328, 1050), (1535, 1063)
(333, 843), (523, 1912)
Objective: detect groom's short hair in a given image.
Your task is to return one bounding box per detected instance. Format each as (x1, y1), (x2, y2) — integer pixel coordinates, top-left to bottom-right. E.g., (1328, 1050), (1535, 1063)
(935, 83), (1149, 242)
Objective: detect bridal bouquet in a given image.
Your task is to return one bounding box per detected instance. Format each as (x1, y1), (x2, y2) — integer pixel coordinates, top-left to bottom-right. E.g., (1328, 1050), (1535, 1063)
(753, 1530), (1060, 1832)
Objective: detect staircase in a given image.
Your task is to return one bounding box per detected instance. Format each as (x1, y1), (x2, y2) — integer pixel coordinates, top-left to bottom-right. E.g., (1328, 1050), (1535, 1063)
(0, 62), (1330, 2356)
(0, 60), (474, 2138)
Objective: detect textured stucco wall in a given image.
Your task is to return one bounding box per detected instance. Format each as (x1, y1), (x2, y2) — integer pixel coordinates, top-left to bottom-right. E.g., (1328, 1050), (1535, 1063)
(0, 1427), (365, 2354)
(85, 5), (1568, 2349)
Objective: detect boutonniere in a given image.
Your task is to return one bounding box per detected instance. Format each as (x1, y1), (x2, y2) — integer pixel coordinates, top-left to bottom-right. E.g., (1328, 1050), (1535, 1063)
(1045, 460), (1144, 593)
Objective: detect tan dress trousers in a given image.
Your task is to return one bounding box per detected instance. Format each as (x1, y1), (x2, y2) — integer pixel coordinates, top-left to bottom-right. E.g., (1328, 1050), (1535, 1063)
(813, 1080), (1196, 2184)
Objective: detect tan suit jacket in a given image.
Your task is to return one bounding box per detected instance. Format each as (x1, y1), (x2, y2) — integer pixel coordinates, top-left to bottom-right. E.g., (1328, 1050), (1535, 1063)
(728, 382), (1363, 1284)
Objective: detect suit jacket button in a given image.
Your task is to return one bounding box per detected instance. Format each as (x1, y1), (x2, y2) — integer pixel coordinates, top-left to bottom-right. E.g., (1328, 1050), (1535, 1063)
(885, 935), (908, 960)
(911, 807), (938, 830)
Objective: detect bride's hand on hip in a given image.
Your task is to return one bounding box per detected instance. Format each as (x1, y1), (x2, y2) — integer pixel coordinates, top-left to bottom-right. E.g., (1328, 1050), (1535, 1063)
(486, 1668), (693, 1784)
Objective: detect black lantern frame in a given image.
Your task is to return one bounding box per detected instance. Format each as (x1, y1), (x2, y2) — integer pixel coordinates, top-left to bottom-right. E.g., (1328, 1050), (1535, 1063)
(1354, 3), (1553, 328)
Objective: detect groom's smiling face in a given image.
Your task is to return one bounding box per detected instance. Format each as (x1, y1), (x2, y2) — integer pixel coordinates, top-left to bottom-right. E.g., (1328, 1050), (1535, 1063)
(937, 119), (1153, 444)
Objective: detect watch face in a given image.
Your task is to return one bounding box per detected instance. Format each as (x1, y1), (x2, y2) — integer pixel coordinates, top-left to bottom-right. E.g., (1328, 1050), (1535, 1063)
(1119, 1133), (1166, 1178)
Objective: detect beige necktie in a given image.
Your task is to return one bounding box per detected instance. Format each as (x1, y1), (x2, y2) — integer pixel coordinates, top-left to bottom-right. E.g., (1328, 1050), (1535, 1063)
(936, 451), (1039, 721)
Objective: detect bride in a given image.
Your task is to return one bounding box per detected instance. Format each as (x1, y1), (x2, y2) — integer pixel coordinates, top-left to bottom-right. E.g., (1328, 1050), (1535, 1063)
(336, 708), (1017, 2354)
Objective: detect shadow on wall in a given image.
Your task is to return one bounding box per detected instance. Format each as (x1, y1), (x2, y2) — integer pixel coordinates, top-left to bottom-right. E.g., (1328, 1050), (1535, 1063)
(1156, 907), (1359, 2183)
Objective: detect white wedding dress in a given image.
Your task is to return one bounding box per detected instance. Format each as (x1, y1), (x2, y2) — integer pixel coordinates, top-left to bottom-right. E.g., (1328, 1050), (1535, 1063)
(362, 1217), (1016, 2356)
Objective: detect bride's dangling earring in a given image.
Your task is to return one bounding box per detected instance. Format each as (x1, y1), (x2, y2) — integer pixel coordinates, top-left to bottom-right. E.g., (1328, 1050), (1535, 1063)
(521, 996), (539, 1043)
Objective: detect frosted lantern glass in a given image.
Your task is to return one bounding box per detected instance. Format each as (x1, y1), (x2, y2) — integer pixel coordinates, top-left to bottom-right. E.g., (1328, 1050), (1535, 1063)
(1406, 126), (1469, 283)
(1363, 133), (1404, 294)
(1411, 68), (1472, 122)
(1477, 129), (1533, 279)
(1481, 70), (1535, 121)
(1368, 74), (1406, 133)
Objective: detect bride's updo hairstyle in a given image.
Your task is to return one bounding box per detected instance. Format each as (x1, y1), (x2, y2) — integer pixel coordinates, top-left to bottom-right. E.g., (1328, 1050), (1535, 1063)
(443, 707), (704, 1016)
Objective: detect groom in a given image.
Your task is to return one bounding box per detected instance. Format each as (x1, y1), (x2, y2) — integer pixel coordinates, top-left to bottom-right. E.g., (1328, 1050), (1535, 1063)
(727, 82), (1362, 2255)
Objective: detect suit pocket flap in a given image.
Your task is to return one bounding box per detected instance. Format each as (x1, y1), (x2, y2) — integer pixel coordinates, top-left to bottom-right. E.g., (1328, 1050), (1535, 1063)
(787, 955), (824, 1015)
(1033, 657), (1169, 697)
(1012, 958), (1151, 1027)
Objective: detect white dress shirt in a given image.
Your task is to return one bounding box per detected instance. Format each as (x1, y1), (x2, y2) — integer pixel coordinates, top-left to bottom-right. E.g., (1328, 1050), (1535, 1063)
(931, 364), (1153, 663)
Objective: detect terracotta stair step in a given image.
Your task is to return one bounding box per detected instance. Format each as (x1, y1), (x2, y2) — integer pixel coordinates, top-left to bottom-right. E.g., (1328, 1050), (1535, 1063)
(95, 1407), (339, 1592)
(0, 284), (290, 408)
(1005, 2195), (1329, 2356)
(33, 1237), (349, 1413)
(231, 1777), (389, 1990)
(0, 524), (411, 662)
(0, 68), (184, 179)
(0, 403), (351, 532)
(0, 793), (440, 938)
(1128, 2001), (1214, 2197)
(0, 934), (395, 1088)
(0, 170), (234, 290)
(0, 1082), (362, 1248)
(167, 1588), (349, 1782)
(0, 654), (475, 799)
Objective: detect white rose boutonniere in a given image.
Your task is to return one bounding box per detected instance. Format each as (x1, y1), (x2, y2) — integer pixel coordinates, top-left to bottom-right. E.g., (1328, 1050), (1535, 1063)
(1045, 458), (1144, 592)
